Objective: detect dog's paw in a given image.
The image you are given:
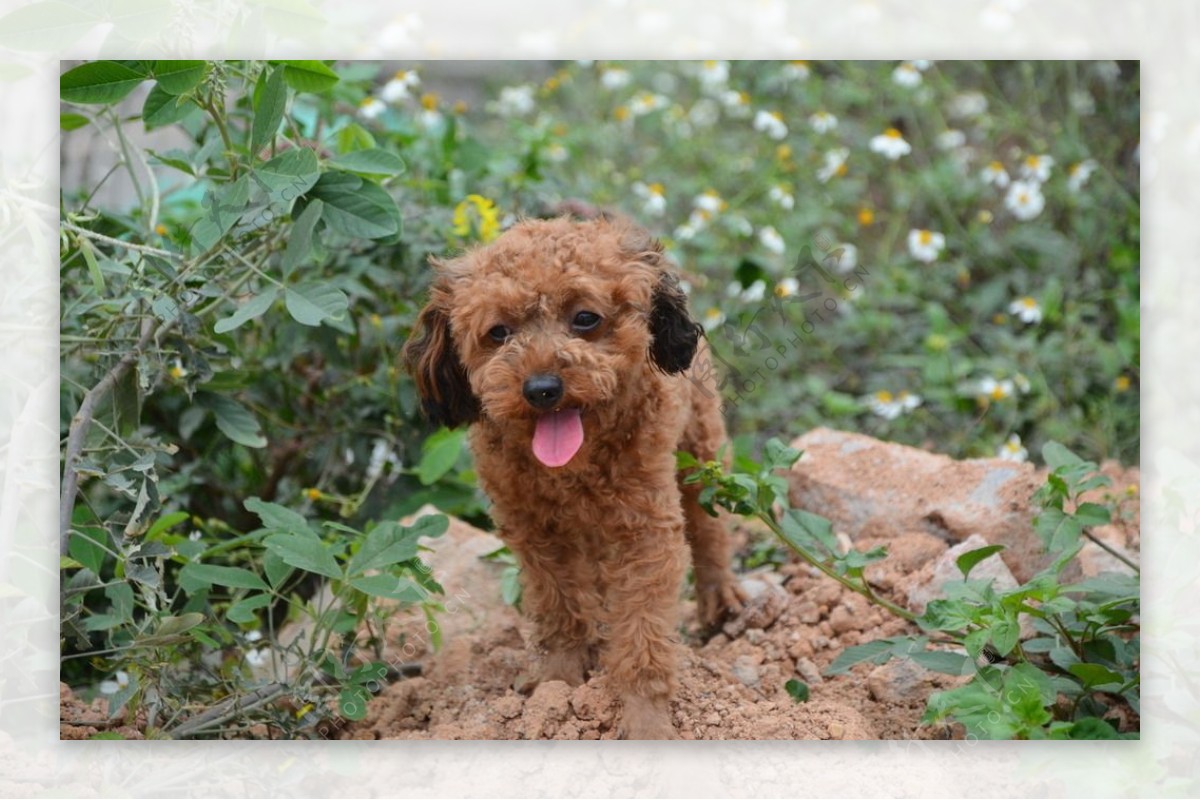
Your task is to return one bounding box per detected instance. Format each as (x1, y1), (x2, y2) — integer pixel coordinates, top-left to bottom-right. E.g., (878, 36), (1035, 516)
(618, 702), (678, 740)
(696, 572), (747, 629)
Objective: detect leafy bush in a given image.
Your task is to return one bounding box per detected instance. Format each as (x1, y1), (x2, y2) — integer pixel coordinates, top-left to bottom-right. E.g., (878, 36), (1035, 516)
(687, 439), (1139, 739)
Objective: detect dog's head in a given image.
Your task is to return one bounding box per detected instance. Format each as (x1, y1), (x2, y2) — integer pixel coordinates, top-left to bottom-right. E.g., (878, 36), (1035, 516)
(403, 216), (701, 467)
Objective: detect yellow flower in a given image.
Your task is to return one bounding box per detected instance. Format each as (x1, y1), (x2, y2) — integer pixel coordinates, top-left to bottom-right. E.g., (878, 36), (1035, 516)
(155, 223), (167, 235)
(452, 100), (468, 115)
(776, 144), (792, 162)
(452, 194), (501, 243)
(857, 207), (875, 226)
(369, 313), (383, 328)
(613, 105), (630, 122)
(1114, 375), (1131, 392)
(420, 92), (439, 110)
(303, 488), (321, 501)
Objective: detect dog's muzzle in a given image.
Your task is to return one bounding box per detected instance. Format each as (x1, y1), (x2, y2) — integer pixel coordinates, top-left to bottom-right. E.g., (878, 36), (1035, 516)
(523, 374), (564, 410)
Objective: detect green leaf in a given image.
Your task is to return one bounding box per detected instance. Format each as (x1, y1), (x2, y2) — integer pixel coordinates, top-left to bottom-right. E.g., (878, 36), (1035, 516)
(263, 550), (294, 588)
(1041, 441), (1084, 470)
(784, 679), (810, 703)
(1068, 663), (1126, 690)
(89, 732), (127, 740)
(1053, 717), (1124, 740)
(226, 593), (271, 624)
(108, 673), (139, 719)
(61, 112), (89, 131)
(349, 574), (424, 602)
(300, 171), (400, 239)
(825, 637), (899, 676)
(78, 237), (103, 292)
(282, 198), (322, 277)
(417, 428), (466, 486)
(338, 685), (371, 721)
(501, 567), (522, 606)
(763, 438), (802, 470)
(956, 544), (1006, 578)
(60, 60), (145, 104)
(263, 530), (342, 580)
(779, 508), (838, 558)
(989, 616), (1020, 657)
(907, 649), (975, 676)
(142, 83), (197, 130)
(284, 282), (349, 327)
(189, 176), (251, 252)
(146, 510), (189, 540)
(244, 497), (311, 533)
(179, 563), (268, 592)
(252, 147), (320, 200)
(250, 66), (287, 157)
(1073, 502), (1112, 528)
(68, 526), (108, 575)
(152, 60), (207, 94)
(113, 364), (140, 437)
(200, 392), (266, 448)
(277, 60), (340, 93)
(214, 288), (279, 334)
(328, 148), (405, 178)
(1034, 508), (1083, 552)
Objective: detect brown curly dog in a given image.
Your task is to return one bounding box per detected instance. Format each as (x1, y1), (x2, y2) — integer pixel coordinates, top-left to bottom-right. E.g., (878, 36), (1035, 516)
(404, 216), (743, 739)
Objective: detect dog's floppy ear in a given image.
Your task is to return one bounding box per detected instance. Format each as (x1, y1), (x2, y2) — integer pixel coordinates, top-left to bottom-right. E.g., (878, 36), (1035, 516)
(649, 269), (702, 375)
(403, 283), (481, 428)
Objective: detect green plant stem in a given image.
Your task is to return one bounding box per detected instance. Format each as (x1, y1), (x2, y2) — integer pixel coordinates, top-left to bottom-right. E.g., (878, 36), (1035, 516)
(758, 510), (918, 624)
(1082, 529), (1140, 573)
(62, 220), (181, 259)
(167, 682), (287, 739)
(202, 94), (239, 178)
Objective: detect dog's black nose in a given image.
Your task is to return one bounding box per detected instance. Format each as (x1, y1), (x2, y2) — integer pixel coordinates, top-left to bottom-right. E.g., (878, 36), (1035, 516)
(523, 374), (564, 410)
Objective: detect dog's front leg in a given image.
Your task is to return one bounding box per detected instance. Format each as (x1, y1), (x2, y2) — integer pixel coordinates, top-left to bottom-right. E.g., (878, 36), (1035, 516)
(599, 514), (688, 740)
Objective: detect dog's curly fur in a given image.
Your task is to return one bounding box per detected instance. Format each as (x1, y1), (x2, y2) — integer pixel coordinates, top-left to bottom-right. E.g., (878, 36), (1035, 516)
(404, 216), (743, 739)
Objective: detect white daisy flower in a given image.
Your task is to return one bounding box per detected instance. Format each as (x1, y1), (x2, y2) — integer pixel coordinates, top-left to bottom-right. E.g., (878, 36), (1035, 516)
(980, 160), (1011, 188)
(781, 61), (810, 81)
(758, 226), (786, 255)
(911, 60), (934, 71)
(869, 128), (912, 160)
(357, 97), (386, 121)
(600, 67), (630, 90)
(829, 243), (858, 274)
(99, 670), (130, 695)
(380, 69), (420, 103)
(740, 279), (767, 303)
(719, 89), (752, 118)
(698, 60), (730, 89)
(768, 185), (794, 210)
(753, 110), (788, 141)
(1004, 180), (1045, 221)
(1067, 159), (1098, 193)
(817, 147), (850, 183)
(809, 111), (838, 134)
(490, 84), (536, 116)
(937, 129), (967, 150)
(688, 98), (720, 127)
(702, 307), (726, 331)
(977, 377), (1015, 402)
(1020, 154), (1055, 183)
(892, 62), (922, 88)
(948, 91), (988, 119)
(907, 229), (946, 263)
(866, 390), (922, 420)
(1008, 296), (1043, 324)
(774, 277), (800, 298)
(632, 181), (667, 216)
(675, 223), (698, 241)
(630, 91), (669, 116)
(693, 189), (725, 214)
(419, 108), (443, 131)
(245, 629), (264, 643)
(997, 434), (1028, 463)
(245, 648), (268, 668)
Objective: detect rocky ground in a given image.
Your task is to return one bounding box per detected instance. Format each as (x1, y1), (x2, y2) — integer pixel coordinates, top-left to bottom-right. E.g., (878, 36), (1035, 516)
(59, 428), (1140, 740)
(339, 428), (1141, 741)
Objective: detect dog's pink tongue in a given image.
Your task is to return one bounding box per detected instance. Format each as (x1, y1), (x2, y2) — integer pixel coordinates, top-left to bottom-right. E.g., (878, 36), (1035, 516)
(532, 408), (584, 468)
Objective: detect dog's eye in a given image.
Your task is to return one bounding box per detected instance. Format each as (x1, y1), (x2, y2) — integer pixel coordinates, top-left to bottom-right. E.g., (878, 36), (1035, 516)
(488, 324), (513, 343)
(571, 311), (602, 332)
